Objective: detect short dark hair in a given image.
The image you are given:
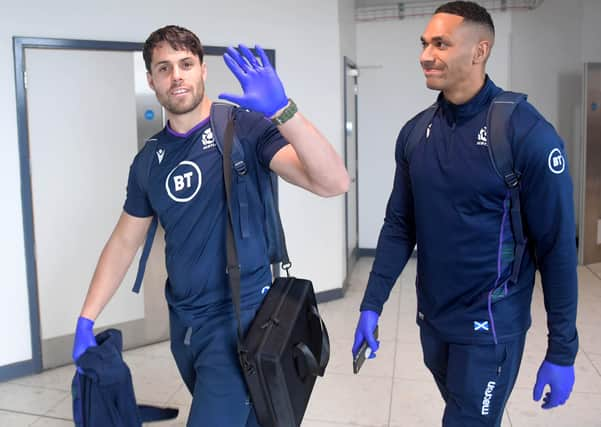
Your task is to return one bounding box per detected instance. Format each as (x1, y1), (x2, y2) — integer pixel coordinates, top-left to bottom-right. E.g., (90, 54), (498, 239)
(142, 25), (204, 72)
(435, 1), (495, 36)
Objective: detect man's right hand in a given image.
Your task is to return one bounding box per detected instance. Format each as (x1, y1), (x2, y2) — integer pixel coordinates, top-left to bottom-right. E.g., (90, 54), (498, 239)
(72, 316), (97, 365)
(219, 44), (289, 118)
(352, 310), (380, 358)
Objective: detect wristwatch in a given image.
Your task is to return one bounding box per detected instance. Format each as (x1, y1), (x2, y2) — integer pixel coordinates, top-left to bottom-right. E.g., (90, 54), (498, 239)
(271, 98), (297, 126)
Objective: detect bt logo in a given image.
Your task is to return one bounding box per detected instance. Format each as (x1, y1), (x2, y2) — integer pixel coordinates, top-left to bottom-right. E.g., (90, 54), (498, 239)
(166, 161), (202, 202)
(174, 172), (194, 191)
(548, 148), (565, 174)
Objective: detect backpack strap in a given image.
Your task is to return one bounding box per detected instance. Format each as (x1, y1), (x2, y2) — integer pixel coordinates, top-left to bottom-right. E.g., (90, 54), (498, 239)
(403, 102), (439, 162)
(486, 91), (527, 188)
(210, 102), (251, 239)
(211, 103), (289, 269)
(260, 164), (290, 270)
(210, 103), (248, 175)
(486, 91), (527, 285)
(132, 139), (159, 293)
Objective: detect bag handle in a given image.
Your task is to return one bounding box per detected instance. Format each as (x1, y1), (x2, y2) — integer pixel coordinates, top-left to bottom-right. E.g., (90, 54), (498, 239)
(310, 305), (330, 375)
(293, 305), (330, 380)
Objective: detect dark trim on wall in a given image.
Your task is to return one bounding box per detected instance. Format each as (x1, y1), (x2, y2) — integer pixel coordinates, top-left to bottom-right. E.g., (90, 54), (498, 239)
(315, 287), (345, 304)
(0, 360), (37, 382)
(358, 248), (377, 257)
(358, 248), (417, 258)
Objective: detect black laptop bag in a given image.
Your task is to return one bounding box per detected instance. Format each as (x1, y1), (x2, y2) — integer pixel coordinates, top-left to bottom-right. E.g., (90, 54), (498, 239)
(222, 119), (330, 427)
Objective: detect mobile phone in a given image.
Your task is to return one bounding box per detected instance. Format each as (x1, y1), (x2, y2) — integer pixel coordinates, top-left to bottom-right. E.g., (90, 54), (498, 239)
(353, 326), (379, 374)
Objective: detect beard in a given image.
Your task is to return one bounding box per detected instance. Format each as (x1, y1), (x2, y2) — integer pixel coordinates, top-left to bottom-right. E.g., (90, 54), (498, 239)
(157, 80), (205, 115)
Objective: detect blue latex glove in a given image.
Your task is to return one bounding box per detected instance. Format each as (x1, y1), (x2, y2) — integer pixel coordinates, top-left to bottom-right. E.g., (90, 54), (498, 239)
(72, 316), (97, 371)
(533, 360), (575, 409)
(352, 310), (380, 359)
(219, 44), (289, 117)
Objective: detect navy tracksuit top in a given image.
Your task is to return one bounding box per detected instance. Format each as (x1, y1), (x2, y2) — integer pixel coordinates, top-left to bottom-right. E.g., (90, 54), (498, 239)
(361, 77), (578, 365)
(124, 110), (287, 326)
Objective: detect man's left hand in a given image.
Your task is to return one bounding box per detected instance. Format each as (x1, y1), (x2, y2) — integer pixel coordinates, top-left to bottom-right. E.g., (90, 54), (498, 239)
(533, 360), (575, 409)
(219, 44), (288, 117)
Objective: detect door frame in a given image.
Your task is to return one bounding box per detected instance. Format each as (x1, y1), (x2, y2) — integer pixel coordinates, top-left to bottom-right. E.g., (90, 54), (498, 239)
(343, 56), (359, 282)
(11, 36), (274, 378)
(579, 62), (601, 265)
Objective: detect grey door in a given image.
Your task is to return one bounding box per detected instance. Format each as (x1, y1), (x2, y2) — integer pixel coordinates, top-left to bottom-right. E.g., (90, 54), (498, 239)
(24, 47), (167, 368)
(344, 58), (359, 279)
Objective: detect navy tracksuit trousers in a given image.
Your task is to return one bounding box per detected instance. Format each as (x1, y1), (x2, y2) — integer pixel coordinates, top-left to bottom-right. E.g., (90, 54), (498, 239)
(169, 306), (262, 427)
(420, 327), (526, 427)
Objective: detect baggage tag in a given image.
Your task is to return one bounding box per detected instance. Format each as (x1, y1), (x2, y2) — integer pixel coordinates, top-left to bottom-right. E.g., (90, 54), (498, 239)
(353, 326), (379, 374)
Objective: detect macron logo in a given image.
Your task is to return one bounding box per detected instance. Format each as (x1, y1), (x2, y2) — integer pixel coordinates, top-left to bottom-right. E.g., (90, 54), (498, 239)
(156, 148), (165, 164)
(481, 381), (496, 415)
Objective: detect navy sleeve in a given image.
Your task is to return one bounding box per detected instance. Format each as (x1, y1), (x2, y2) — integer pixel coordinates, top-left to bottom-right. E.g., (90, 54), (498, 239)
(360, 124), (417, 315)
(235, 111), (289, 170)
(513, 105), (578, 365)
(123, 152), (153, 218)
(257, 119), (288, 169)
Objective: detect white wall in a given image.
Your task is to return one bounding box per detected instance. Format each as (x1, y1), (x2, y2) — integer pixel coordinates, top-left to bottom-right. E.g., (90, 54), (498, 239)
(356, 0), (601, 252)
(510, 0), (584, 221)
(339, 0), (357, 63)
(356, 11), (511, 249)
(582, 0), (601, 62)
(1, 0), (347, 367)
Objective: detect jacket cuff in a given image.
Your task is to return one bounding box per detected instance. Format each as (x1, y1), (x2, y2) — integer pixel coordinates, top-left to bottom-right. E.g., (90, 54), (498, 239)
(545, 331), (579, 366)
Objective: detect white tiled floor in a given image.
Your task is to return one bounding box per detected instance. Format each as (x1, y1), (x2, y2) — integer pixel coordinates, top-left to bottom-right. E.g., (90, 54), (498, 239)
(2, 258), (601, 426)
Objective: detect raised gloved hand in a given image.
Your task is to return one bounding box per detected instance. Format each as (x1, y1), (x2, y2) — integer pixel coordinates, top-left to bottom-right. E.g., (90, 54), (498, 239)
(352, 310), (380, 358)
(72, 316), (97, 369)
(219, 44), (289, 117)
(533, 360), (575, 409)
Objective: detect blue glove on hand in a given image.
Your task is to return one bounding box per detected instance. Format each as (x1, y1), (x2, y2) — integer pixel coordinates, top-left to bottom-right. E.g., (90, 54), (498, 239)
(219, 44), (289, 117)
(533, 360), (575, 409)
(352, 310), (380, 359)
(72, 316), (97, 368)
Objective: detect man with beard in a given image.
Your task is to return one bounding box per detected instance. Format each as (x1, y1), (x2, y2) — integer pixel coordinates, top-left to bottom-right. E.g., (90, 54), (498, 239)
(352, 2), (578, 426)
(72, 25), (349, 426)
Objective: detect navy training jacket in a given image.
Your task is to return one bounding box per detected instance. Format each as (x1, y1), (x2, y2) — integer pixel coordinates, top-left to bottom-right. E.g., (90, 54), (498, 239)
(360, 77), (578, 365)
(72, 329), (178, 426)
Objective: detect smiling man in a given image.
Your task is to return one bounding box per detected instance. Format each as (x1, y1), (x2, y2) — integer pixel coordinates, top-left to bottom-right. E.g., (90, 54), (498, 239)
(71, 25), (348, 426)
(352, 2), (579, 426)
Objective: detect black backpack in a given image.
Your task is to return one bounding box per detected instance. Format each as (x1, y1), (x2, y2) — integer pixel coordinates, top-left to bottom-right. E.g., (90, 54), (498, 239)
(404, 91), (528, 286)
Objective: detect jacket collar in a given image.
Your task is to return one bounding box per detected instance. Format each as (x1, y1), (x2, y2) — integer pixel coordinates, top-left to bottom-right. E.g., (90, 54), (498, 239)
(437, 75), (502, 125)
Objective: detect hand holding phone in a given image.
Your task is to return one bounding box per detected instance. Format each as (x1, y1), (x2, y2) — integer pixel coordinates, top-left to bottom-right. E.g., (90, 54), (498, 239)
(353, 325), (379, 374)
